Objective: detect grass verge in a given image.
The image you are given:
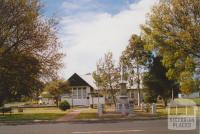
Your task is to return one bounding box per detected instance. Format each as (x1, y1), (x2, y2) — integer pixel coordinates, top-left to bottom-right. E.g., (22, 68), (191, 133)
(0, 107), (68, 122)
(0, 113), (65, 121)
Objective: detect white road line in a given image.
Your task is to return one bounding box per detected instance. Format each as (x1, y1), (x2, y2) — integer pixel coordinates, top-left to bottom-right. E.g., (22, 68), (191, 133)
(72, 129), (144, 133)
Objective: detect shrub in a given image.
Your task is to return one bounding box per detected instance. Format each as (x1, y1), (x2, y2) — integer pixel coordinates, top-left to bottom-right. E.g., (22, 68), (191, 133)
(59, 101), (70, 111)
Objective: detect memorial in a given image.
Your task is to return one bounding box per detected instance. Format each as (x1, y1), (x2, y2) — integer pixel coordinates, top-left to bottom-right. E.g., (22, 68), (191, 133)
(116, 65), (134, 115)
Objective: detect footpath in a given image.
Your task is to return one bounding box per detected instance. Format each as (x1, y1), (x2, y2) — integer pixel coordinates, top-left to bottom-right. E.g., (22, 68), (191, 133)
(56, 109), (82, 122)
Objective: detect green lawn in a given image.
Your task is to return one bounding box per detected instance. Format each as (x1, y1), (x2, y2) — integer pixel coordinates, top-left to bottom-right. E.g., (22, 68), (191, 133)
(0, 107), (68, 122)
(191, 98), (200, 105)
(76, 108), (125, 120)
(4, 99), (196, 122)
(76, 108), (98, 119)
(155, 98), (200, 116)
(76, 106), (200, 120)
(0, 113), (65, 121)
(157, 107), (198, 116)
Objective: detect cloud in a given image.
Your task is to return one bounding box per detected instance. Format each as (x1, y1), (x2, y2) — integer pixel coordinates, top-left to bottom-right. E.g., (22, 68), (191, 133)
(61, 0), (103, 15)
(59, 0), (158, 78)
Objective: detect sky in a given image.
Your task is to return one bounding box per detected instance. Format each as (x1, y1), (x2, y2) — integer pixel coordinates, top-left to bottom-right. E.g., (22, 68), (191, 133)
(41, 0), (158, 78)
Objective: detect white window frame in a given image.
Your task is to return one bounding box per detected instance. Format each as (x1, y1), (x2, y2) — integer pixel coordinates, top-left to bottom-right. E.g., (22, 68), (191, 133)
(71, 87), (88, 99)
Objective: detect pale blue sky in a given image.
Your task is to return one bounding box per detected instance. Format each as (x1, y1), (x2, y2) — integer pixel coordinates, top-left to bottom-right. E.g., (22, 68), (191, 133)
(40, 0), (158, 78)
(42, 0), (139, 17)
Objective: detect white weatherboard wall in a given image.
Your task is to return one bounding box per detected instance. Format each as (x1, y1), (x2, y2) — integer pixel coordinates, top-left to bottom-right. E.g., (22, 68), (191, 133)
(90, 97), (105, 105)
(38, 98), (55, 105)
(61, 86), (90, 106)
(61, 97), (105, 106)
(61, 98), (90, 106)
(178, 92), (200, 99)
(60, 86), (105, 106)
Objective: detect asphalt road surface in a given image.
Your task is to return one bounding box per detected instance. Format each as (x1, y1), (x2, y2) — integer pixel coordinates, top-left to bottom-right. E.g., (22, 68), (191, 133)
(0, 120), (199, 134)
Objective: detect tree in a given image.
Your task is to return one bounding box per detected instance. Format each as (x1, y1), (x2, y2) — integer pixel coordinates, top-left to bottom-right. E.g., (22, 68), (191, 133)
(0, 0), (63, 106)
(93, 52), (120, 107)
(43, 79), (70, 107)
(141, 0), (200, 94)
(120, 34), (150, 106)
(0, 53), (44, 106)
(143, 56), (179, 106)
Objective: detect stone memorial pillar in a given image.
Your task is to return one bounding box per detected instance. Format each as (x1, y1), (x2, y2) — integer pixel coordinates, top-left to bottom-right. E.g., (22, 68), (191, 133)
(116, 65), (130, 115)
(129, 103), (134, 114)
(151, 103), (157, 114)
(141, 102), (144, 111)
(98, 104), (104, 116)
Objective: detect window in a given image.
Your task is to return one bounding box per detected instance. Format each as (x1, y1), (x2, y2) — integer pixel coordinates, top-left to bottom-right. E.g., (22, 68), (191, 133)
(82, 88), (87, 99)
(72, 88), (77, 99)
(72, 87), (88, 99)
(78, 88), (82, 99)
(131, 92), (134, 98)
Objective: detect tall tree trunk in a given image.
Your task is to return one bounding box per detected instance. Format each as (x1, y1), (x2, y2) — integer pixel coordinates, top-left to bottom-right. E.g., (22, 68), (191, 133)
(0, 100), (3, 107)
(136, 63), (141, 106)
(163, 98), (168, 107)
(56, 97), (59, 107)
(108, 72), (116, 108)
(110, 86), (116, 108)
(71, 97), (74, 108)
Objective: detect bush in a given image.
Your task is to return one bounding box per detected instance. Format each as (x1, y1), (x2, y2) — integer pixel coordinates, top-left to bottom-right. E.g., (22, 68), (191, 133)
(59, 101), (70, 111)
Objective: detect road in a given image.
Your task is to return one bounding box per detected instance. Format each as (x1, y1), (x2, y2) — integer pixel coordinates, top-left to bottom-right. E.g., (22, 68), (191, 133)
(0, 120), (198, 134)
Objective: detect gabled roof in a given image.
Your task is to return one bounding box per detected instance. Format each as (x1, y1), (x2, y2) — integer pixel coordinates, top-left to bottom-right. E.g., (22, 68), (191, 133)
(67, 73), (97, 89)
(80, 74), (97, 89)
